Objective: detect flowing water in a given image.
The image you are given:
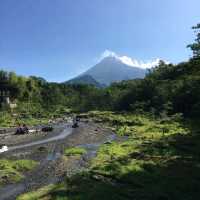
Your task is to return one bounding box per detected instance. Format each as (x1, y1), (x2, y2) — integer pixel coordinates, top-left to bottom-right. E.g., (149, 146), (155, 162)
(0, 125), (117, 200)
(8, 126), (72, 152)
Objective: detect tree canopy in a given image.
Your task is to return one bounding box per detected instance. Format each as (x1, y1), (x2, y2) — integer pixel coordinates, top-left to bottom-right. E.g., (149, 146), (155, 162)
(1, 23), (200, 119)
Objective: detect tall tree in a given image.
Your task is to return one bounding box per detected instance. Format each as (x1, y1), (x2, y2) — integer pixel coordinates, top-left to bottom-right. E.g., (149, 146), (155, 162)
(187, 23), (200, 58)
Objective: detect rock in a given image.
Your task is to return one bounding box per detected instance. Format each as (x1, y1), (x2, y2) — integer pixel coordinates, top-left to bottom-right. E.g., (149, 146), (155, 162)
(37, 146), (46, 152)
(0, 129), (6, 134)
(42, 126), (53, 132)
(0, 145), (8, 153)
(104, 141), (112, 144)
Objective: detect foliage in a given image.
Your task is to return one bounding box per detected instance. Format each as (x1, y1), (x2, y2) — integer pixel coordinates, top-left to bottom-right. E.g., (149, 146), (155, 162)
(1, 23), (200, 123)
(0, 159), (38, 186)
(64, 147), (87, 156)
(187, 23), (200, 58)
(0, 112), (13, 127)
(17, 112), (200, 200)
(16, 184), (66, 200)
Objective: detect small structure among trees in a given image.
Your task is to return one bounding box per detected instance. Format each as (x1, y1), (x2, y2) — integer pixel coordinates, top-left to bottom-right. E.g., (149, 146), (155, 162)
(0, 82), (17, 109)
(0, 89), (10, 105)
(0, 71), (18, 109)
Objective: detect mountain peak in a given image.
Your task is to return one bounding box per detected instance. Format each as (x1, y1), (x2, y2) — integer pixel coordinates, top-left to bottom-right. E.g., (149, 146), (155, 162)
(101, 55), (122, 64)
(67, 52), (162, 86)
(82, 56), (146, 85)
(100, 50), (162, 69)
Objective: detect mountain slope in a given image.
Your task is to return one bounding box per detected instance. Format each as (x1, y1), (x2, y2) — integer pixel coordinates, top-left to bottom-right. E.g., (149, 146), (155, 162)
(82, 56), (146, 85)
(66, 74), (104, 87)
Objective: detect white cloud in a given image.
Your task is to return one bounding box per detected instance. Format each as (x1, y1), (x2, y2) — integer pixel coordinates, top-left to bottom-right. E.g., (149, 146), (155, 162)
(100, 50), (167, 69)
(101, 50), (117, 59)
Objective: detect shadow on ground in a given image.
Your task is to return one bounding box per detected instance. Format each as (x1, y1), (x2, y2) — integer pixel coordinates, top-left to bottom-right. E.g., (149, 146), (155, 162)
(17, 120), (200, 200)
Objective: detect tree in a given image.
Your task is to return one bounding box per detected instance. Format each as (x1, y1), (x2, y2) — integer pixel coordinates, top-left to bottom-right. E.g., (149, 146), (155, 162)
(187, 23), (200, 58)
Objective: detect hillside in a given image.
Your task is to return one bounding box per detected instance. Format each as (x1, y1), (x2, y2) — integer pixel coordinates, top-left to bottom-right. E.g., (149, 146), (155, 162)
(70, 56), (147, 85)
(66, 74), (105, 88)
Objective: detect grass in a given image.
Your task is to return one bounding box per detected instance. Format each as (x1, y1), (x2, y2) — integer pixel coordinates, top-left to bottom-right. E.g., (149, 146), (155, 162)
(0, 106), (72, 127)
(17, 111), (200, 200)
(0, 111), (50, 127)
(0, 159), (38, 186)
(16, 184), (67, 200)
(0, 112), (13, 127)
(86, 111), (188, 139)
(16, 117), (50, 127)
(64, 147), (87, 156)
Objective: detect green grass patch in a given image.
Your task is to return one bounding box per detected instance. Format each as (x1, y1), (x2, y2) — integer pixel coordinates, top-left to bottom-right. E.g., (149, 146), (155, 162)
(0, 105), (70, 128)
(86, 111), (188, 139)
(17, 184), (67, 200)
(0, 113), (50, 128)
(0, 159), (38, 186)
(0, 112), (13, 128)
(64, 147), (87, 156)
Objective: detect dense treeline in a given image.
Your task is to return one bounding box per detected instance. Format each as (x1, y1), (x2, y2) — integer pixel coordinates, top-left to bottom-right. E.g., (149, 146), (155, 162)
(1, 23), (200, 119)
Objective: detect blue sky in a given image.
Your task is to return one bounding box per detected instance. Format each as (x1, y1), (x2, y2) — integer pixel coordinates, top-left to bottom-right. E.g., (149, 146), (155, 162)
(0, 0), (200, 82)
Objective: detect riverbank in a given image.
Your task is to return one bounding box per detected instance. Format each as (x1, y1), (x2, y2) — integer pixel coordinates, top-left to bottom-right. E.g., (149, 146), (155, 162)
(0, 120), (115, 200)
(17, 112), (200, 200)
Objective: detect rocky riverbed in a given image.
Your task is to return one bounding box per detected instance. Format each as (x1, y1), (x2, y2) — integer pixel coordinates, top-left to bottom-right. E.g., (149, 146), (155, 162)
(0, 120), (115, 200)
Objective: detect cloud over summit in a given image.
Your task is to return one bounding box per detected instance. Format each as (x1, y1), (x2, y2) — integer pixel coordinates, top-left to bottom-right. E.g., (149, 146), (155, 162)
(100, 50), (162, 69)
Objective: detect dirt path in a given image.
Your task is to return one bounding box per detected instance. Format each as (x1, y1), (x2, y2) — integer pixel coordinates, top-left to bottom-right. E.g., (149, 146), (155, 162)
(0, 121), (115, 200)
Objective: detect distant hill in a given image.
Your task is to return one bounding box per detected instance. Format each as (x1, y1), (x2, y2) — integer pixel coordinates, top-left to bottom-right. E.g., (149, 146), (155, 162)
(66, 74), (104, 88)
(69, 56), (147, 86)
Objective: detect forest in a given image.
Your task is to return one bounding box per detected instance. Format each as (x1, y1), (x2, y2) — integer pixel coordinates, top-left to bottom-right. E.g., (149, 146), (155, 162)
(1, 24), (200, 125)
